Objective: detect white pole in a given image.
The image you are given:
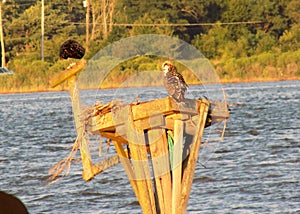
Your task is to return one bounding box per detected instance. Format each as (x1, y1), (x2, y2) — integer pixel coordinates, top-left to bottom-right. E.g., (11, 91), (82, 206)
(41, 0), (44, 61)
(85, 0), (90, 52)
(0, 0), (6, 67)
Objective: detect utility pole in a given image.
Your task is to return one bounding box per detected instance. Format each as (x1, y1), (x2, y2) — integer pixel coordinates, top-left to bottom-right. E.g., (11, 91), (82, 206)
(41, 0), (44, 61)
(0, 0), (6, 67)
(83, 0), (90, 53)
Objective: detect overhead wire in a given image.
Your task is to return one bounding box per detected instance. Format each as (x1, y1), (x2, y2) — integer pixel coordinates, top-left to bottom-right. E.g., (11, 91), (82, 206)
(64, 20), (265, 26)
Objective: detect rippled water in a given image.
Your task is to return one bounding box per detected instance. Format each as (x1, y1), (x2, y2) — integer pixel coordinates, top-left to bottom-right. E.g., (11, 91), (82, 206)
(0, 80), (299, 213)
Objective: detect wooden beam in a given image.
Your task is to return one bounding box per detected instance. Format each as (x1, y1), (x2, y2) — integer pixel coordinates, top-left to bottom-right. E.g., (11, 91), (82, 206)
(50, 60), (87, 88)
(114, 105), (156, 213)
(165, 114), (199, 136)
(89, 97), (200, 134)
(113, 141), (140, 202)
(148, 128), (172, 213)
(179, 100), (209, 210)
(92, 154), (120, 177)
(128, 108), (156, 213)
(172, 120), (184, 214)
(68, 76), (94, 181)
(99, 131), (128, 145)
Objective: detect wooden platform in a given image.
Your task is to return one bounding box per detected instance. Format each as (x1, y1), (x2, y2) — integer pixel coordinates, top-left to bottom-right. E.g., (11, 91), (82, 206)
(50, 60), (230, 213)
(85, 96), (228, 144)
(80, 96), (228, 213)
(89, 97), (205, 140)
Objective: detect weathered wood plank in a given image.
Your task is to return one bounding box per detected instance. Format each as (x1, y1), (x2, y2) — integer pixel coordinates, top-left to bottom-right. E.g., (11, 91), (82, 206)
(132, 97), (198, 120)
(92, 154), (120, 176)
(89, 97), (200, 134)
(99, 131), (128, 145)
(179, 100), (209, 211)
(90, 111), (115, 133)
(165, 114), (198, 136)
(148, 128), (172, 213)
(128, 109), (156, 213)
(172, 120), (184, 214)
(50, 60), (87, 88)
(90, 112), (166, 134)
(112, 141), (140, 203)
(68, 76), (94, 181)
(113, 105), (156, 213)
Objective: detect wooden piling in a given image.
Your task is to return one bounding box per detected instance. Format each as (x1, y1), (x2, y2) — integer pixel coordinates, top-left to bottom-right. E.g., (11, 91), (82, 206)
(148, 128), (172, 213)
(172, 120), (183, 214)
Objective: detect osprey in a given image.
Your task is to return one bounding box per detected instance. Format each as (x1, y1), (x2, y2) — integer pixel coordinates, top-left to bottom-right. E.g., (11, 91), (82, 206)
(162, 61), (188, 103)
(59, 39), (85, 60)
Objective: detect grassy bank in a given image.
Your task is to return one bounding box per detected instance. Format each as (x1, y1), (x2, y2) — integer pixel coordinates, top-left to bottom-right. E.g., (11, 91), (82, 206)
(1, 75), (299, 95)
(1, 50), (299, 94)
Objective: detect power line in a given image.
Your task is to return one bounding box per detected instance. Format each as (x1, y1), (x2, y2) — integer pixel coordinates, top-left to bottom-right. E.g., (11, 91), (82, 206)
(65, 21), (265, 26)
(112, 21), (265, 27)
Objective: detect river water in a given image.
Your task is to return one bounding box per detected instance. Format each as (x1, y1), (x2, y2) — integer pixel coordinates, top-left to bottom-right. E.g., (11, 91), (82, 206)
(0, 80), (299, 213)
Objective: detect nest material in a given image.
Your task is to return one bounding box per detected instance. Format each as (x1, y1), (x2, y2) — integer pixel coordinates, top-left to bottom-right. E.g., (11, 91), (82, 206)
(47, 135), (81, 185)
(48, 100), (123, 184)
(81, 100), (123, 123)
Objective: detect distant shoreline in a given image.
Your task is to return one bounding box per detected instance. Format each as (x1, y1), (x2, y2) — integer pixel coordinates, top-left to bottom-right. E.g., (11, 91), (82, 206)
(1, 76), (299, 95)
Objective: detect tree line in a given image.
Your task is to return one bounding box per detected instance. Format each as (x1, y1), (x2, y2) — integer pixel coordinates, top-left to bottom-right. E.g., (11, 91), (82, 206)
(0, 0), (299, 92)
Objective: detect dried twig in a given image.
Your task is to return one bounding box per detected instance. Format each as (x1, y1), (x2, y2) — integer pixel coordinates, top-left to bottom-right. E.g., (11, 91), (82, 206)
(47, 134), (82, 185)
(48, 100), (123, 185)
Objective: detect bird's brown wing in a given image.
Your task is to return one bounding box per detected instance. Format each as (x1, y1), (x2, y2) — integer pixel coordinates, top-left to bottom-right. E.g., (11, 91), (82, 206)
(164, 72), (187, 102)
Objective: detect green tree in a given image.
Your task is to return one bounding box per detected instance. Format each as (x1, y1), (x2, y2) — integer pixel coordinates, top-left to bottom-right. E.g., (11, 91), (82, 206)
(192, 24), (229, 59)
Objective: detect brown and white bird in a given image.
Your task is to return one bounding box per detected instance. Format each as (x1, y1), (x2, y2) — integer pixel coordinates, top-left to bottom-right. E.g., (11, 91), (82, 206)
(59, 39), (85, 60)
(162, 61), (188, 103)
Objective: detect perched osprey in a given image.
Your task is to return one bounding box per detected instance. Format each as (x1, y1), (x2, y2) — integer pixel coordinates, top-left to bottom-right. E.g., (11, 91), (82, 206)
(59, 39), (85, 60)
(162, 61), (188, 103)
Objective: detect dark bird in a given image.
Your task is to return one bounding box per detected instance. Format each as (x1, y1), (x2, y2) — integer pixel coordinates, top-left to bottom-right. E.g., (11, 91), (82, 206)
(59, 39), (85, 60)
(162, 61), (188, 103)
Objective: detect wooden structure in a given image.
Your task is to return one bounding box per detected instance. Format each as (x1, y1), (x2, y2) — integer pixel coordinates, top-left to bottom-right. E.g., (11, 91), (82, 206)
(51, 60), (229, 213)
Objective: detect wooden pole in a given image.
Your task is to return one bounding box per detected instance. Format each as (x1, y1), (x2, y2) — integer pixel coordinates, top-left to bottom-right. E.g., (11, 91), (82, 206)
(113, 105), (156, 213)
(85, 0), (90, 52)
(101, 0), (108, 40)
(0, 1), (6, 67)
(113, 140), (140, 199)
(148, 128), (172, 213)
(68, 76), (94, 181)
(41, 0), (44, 61)
(172, 120), (184, 214)
(127, 105), (156, 213)
(179, 101), (209, 211)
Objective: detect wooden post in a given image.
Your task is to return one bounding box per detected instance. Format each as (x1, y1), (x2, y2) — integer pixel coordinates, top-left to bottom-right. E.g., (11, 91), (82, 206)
(172, 120), (184, 214)
(112, 140), (140, 200)
(41, 0), (44, 61)
(113, 105), (156, 213)
(148, 128), (172, 213)
(0, 1), (6, 67)
(50, 60), (95, 181)
(179, 101), (209, 211)
(68, 76), (94, 181)
(85, 0), (90, 52)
